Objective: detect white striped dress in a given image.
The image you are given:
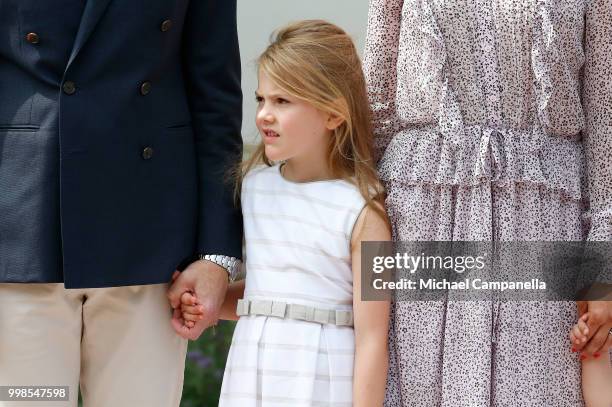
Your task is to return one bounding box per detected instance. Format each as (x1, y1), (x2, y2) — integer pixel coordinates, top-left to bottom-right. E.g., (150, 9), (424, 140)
(219, 164), (366, 407)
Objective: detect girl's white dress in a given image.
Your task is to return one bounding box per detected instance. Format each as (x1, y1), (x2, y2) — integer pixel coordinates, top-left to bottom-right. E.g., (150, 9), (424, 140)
(219, 164), (366, 407)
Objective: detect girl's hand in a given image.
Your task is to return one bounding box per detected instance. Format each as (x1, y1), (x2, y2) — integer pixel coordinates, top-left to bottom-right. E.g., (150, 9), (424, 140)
(579, 321), (612, 360)
(570, 313), (589, 351)
(180, 291), (199, 307)
(180, 291), (205, 329)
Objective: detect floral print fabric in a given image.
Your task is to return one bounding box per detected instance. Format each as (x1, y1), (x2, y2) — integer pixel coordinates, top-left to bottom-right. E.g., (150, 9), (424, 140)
(364, 0), (612, 405)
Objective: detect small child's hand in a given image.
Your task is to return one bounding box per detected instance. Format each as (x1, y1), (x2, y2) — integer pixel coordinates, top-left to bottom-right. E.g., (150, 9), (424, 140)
(180, 291), (205, 329)
(570, 313), (589, 351)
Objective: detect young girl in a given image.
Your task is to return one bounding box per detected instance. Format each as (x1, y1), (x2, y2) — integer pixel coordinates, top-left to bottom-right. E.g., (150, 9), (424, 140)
(570, 313), (612, 406)
(181, 20), (391, 406)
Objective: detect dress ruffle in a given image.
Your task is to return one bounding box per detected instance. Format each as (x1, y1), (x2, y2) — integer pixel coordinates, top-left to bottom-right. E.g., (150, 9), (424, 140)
(378, 125), (585, 201)
(531, 0), (586, 137)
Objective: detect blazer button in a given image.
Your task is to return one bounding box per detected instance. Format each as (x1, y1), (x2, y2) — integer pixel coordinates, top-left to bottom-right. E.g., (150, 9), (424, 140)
(140, 81), (152, 96)
(26, 32), (40, 44)
(160, 19), (173, 32)
(142, 146), (154, 160)
(63, 81), (76, 95)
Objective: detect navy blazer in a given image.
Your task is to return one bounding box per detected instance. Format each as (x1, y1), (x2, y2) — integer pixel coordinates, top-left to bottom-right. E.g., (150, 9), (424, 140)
(0, 0), (243, 288)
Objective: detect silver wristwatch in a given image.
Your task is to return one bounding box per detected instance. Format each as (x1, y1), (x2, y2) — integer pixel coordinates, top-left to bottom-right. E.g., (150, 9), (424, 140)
(199, 254), (240, 282)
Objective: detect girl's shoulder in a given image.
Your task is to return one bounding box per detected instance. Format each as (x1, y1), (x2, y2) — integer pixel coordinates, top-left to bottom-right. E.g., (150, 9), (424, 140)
(350, 200), (391, 245)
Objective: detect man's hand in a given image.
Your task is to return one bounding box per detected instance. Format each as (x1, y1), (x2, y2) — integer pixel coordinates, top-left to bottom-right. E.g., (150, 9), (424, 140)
(167, 260), (229, 340)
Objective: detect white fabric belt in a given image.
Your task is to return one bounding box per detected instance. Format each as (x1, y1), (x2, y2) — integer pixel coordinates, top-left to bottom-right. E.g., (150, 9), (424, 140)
(236, 299), (354, 327)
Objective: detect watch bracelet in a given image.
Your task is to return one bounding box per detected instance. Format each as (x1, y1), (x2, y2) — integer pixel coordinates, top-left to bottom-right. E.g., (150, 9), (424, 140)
(198, 254), (240, 281)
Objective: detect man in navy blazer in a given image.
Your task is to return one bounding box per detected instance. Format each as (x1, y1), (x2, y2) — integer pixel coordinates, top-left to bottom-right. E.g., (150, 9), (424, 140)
(0, 0), (242, 405)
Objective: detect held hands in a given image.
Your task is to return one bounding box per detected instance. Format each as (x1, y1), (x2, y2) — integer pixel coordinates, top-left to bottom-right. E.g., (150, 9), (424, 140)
(570, 301), (612, 359)
(180, 291), (206, 329)
(167, 260), (228, 340)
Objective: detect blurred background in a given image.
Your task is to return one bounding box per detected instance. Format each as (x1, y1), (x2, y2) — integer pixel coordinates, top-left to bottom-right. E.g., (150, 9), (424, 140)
(180, 1), (369, 406)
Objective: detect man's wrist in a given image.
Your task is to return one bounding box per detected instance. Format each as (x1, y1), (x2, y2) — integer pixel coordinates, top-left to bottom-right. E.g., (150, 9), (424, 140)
(198, 254), (240, 282)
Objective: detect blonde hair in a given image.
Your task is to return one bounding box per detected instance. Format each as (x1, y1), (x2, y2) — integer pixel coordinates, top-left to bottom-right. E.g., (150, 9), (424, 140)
(239, 20), (387, 222)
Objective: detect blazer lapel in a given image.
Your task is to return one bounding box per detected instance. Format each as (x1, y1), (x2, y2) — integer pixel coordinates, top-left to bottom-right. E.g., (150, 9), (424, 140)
(65, 0), (114, 71)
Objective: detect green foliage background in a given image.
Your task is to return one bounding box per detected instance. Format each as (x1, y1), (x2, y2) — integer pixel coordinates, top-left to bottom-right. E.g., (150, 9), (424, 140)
(180, 321), (236, 407)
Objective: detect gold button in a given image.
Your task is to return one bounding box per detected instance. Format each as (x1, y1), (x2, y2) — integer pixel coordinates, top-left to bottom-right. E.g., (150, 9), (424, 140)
(26, 32), (40, 44)
(160, 19), (173, 32)
(62, 81), (76, 95)
(140, 81), (152, 96)
(142, 147), (154, 160)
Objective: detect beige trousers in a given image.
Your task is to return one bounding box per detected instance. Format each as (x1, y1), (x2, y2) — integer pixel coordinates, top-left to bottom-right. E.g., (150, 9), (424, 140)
(0, 283), (187, 407)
